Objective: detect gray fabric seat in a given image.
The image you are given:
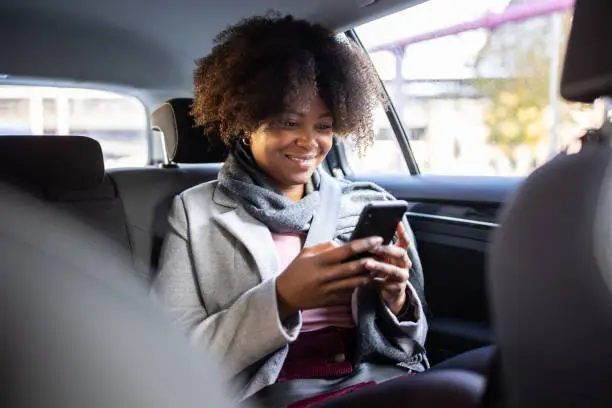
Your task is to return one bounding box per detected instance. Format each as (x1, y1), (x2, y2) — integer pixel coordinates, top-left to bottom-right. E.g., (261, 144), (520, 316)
(489, 145), (612, 408)
(0, 183), (233, 408)
(0, 129), (224, 283)
(0, 136), (132, 252)
(110, 98), (229, 281)
(486, 1), (612, 405)
(110, 164), (224, 280)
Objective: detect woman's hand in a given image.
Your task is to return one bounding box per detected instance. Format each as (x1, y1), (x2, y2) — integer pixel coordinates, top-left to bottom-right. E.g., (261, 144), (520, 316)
(275, 236), (383, 320)
(366, 223), (412, 315)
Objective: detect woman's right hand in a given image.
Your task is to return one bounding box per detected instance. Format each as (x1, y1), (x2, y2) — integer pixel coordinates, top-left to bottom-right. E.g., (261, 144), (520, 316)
(275, 236), (383, 320)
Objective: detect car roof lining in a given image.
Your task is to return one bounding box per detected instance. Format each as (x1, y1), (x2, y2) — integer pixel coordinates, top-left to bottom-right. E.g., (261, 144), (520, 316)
(0, 0), (424, 106)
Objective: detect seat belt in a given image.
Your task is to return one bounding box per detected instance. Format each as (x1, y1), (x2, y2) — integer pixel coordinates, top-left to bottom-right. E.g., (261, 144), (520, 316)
(303, 171), (342, 247)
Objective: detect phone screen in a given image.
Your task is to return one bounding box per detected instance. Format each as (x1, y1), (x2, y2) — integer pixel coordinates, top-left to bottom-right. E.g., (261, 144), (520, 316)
(346, 200), (408, 261)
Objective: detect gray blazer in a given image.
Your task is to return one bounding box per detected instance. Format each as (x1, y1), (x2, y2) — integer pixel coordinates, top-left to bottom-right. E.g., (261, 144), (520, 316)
(151, 181), (428, 400)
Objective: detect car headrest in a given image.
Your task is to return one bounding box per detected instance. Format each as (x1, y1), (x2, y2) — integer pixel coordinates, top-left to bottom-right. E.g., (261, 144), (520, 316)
(561, 0), (612, 102)
(151, 98), (229, 164)
(0, 136), (105, 192)
(489, 146), (612, 406)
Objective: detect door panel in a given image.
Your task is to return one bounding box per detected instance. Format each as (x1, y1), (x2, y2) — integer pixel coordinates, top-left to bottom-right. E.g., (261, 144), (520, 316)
(347, 174), (522, 364)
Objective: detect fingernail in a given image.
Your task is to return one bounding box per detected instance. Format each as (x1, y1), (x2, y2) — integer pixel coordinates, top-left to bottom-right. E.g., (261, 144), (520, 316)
(369, 236), (383, 246)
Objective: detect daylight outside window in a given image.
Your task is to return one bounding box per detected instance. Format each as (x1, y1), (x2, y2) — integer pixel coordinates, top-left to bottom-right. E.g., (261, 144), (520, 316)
(0, 85), (148, 168)
(352, 0), (594, 176)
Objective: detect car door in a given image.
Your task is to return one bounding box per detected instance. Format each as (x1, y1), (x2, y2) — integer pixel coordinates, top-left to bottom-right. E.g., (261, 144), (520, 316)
(353, 172), (519, 364)
(337, 1), (585, 364)
(327, 136), (520, 364)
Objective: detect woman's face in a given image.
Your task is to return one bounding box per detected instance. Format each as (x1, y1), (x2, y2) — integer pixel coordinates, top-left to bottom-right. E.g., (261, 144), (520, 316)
(250, 96), (334, 192)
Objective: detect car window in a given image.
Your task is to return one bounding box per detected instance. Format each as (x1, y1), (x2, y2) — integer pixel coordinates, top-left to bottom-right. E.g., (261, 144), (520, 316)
(353, 0), (594, 176)
(344, 105), (410, 174)
(0, 85), (148, 168)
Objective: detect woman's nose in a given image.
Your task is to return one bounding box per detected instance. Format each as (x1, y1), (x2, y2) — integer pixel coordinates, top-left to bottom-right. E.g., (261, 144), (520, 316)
(295, 129), (317, 148)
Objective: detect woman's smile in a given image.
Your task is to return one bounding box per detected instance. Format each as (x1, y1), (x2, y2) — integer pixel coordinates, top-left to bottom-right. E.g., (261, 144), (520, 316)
(248, 95), (335, 198)
(284, 152), (319, 170)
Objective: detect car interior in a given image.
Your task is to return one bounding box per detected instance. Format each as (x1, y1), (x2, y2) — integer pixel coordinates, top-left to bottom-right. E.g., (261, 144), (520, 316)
(2, 0), (612, 405)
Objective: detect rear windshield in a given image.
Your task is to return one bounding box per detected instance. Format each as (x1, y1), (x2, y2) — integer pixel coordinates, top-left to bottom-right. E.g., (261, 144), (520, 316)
(0, 85), (148, 168)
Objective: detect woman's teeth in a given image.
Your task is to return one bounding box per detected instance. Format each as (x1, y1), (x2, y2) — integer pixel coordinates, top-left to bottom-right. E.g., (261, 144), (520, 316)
(287, 155), (315, 163)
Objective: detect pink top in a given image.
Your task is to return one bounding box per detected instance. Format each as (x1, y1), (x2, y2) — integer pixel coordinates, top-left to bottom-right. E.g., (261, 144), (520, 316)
(271, 233), (355, 333)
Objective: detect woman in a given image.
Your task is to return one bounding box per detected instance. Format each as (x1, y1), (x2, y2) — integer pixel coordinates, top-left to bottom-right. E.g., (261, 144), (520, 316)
(152, 14), (428, 407)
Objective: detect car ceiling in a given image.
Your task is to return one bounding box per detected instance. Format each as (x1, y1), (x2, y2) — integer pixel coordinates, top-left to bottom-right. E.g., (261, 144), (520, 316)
(0, 0), (422, 107)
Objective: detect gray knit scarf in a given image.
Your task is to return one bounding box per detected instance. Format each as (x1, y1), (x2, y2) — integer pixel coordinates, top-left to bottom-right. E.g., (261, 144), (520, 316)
(218, 144), (428, 370)
(217, 144), (323, 234)
(218, 144), (395, 241)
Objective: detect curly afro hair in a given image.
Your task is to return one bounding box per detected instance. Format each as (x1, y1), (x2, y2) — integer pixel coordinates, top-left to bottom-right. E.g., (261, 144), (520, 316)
(191, 13), (387, 152)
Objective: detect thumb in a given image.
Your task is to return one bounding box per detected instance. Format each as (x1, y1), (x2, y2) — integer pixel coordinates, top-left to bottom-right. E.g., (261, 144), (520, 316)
(396, 222), (410, 251)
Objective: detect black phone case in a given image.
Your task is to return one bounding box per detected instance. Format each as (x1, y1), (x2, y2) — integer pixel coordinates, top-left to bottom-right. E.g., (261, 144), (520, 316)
(345, 200), (408, 262)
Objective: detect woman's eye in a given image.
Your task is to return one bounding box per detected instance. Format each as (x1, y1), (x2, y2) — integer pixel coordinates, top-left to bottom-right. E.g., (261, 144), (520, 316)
(283, 121), (298, 128)
(317, 123), (333, 131)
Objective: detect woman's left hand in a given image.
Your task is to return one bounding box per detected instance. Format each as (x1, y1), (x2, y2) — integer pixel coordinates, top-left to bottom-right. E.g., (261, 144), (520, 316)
(365, 223), (412, 315)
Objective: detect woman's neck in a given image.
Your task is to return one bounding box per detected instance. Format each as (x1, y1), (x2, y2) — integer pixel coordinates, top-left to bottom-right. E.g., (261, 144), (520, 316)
(278, 184), (305, 202)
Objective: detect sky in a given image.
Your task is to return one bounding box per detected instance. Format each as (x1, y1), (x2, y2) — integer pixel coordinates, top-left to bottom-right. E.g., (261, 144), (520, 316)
(353, 0), (551, 80)
(356, 0), (513, 47)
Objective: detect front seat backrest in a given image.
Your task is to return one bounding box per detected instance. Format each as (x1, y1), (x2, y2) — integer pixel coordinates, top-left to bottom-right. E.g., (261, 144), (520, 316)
(488, 0), (612, 404)
(489, 145), (612, 408)
(0, 184), (233, 408)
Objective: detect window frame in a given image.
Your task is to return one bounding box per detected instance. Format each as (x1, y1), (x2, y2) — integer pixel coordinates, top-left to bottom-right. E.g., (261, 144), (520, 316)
(344, 28), (421, 176)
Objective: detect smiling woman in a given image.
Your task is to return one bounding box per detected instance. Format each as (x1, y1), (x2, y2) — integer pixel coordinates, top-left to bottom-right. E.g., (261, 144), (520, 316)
(152, 12), (429, 407)
(189, 12), (391, 201)
(190, 13), (386, 149)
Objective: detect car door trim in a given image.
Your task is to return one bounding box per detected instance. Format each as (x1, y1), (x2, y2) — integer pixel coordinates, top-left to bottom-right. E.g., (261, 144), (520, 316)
(406, 211), (500, 228)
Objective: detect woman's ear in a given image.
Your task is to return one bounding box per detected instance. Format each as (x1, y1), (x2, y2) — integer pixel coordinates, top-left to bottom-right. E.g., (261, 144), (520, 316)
(241, 131), (252, 147)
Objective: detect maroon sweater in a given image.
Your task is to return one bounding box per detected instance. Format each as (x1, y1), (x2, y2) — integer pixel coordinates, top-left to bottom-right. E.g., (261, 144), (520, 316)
(276, 303), (416, 407)
(278, 299), (415, 382)
(277, 328), (376, 407)
(278, 327), (357, 381)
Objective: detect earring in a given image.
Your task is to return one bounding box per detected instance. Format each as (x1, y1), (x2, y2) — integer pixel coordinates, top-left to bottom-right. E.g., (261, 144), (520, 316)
(242, 136), (252, 146)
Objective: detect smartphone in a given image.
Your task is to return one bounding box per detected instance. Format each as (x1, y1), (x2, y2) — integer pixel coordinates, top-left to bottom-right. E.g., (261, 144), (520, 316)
(345, 200), (408, 261)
